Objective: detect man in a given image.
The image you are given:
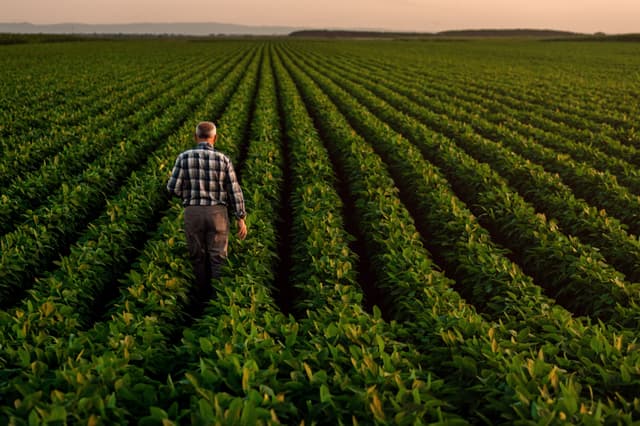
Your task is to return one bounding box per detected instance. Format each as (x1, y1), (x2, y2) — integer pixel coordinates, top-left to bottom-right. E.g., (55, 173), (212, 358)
(167, 121), (247, 306)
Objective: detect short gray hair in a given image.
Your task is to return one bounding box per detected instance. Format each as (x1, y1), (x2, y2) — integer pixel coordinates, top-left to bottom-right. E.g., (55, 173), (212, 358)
(195, 121), (217, 139)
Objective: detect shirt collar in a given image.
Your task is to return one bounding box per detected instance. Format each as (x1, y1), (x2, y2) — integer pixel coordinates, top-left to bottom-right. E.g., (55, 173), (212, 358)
(196, 142), (215, 150)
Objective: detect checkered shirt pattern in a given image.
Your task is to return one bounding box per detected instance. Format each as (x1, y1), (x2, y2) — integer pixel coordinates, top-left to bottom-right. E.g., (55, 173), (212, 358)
(167, 142), (246, 219)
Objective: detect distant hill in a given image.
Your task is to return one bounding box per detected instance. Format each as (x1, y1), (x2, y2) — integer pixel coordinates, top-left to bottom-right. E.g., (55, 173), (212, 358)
(562, 33), (640, 42)
(438, 29), (582, 38)
(288, 30), (434, 39)
(289, 29), (585, 39)
(0, 22), (301, 36)
(5, 24), (635, 41)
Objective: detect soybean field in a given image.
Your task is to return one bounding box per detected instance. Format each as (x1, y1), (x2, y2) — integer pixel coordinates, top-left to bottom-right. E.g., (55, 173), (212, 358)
(1, 38), (640, 424)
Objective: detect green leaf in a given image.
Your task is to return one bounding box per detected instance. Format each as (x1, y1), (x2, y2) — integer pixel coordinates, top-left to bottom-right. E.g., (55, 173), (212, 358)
(375, 334), (385, 353)
(48, 405), (67, 421)
(240, 400), (258, 425)
(28, 409), (39, 426)
(149, 406), (168, 419)
(325, 323), (338, 338)
(320, 384), (332, 403)
(198, 399), (214, 421)
(372, 305), (382, 320)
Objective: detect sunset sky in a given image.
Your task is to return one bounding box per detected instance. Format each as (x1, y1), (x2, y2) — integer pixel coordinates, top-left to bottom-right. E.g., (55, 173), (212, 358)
(3, 0), (638, 34)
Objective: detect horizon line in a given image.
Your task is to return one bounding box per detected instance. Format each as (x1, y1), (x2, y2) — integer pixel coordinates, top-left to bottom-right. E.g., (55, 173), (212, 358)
(1, 21), (625, 36)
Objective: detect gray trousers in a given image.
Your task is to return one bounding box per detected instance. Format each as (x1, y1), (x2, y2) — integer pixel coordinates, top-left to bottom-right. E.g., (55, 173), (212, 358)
(184, 205), (229, 301)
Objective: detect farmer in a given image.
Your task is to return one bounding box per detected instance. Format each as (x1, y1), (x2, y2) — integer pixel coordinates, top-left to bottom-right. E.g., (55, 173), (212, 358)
(167, 121), (247, 306)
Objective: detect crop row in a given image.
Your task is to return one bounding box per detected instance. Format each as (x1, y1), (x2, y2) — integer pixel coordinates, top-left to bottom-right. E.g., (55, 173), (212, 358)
(269, 49), (465, 423)
(2, 43), (469, 425)
(158, 44), (468, 425)
(327, 48), (640, 188)
(0, 47), (254, 307)
(278, 45), (640, 422)
(393, 55), (640, 182)
(440, 57), (639, 145)
(316, 48), (640, 289)
(334, 41), (638, 144)
(0, 42), (211, 186)
(280, 45), (548, 422)
(0, 42), (134, 145)
(2, 40), (639, 424)
(0, 53), (225, 236)
(286, 45), (640, 406)
(121, 44), (467, 425)
(157, 46), (302, 424)
(0, 71), (148, 185)
(429, 74), (640, 167)
(287, 45), (640, 327)
(0, 44), (261, 424)
(307, 49), (640, 284)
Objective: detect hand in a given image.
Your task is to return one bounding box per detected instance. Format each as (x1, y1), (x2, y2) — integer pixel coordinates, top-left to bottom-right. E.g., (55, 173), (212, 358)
(237, 218), (247, 240)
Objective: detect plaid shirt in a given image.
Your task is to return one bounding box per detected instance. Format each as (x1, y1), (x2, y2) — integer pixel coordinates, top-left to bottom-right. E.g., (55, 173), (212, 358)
(167, 142), (246, 219)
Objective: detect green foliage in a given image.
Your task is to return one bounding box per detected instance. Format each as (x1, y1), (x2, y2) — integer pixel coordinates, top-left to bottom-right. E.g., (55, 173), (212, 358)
(1, 39), (640, 425)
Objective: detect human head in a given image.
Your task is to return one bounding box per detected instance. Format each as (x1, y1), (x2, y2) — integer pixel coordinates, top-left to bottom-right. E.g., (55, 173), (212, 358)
(195, 121), (217, 144)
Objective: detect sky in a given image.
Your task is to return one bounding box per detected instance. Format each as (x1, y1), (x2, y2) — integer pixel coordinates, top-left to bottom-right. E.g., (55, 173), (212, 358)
(2, 0), (639, 34)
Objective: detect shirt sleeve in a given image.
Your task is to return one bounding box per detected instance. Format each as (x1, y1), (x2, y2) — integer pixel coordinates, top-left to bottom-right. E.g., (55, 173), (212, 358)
(225, 160), (246, 219)
(166, 155), (184, 198)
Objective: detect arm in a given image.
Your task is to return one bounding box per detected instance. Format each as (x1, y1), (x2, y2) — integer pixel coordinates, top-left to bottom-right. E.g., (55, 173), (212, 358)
(236, 217), (247, 240)
(166, 156), (184, 198)
(225, 160), (247, 240)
